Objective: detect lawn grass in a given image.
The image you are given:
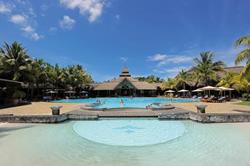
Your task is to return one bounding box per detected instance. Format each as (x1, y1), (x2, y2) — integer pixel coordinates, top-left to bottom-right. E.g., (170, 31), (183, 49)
(238, 101), (250, 106)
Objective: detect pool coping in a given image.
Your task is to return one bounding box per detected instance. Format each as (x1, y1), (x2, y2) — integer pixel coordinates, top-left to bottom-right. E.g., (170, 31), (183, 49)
(0, 108), (250, 123)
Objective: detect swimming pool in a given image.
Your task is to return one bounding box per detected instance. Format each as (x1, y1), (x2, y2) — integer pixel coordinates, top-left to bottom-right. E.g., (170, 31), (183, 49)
(1, 119), (250, 166)
(53, 97), (199, 108)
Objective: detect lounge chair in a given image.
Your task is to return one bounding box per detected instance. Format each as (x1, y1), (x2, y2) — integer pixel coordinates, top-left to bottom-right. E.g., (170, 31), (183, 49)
(202, 96), (216, 102)
(217, 96), (227, 103)
(192, 95), (197, 99)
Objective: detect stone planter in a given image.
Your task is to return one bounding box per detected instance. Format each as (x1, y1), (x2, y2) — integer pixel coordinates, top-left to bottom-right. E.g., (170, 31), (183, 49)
(196, 104), (207, 113)
(50, 106), (62, 115)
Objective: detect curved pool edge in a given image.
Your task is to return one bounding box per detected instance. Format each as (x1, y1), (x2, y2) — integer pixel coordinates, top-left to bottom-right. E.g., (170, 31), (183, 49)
(72, 119), (187, 147)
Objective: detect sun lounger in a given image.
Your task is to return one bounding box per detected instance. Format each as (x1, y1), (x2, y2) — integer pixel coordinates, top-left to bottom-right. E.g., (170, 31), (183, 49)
(217, 96), (227, 103)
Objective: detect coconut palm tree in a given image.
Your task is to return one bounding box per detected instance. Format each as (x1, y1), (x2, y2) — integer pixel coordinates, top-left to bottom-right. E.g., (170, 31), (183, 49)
(193, 51), (224, 85)
(175, 69), (189, 89)
(231, 75), (250, 93)
(217, 72), (237, 88)
(162, 78), (177, 90)
(0, 42), (33, 81)
(235, 35), (250, 78)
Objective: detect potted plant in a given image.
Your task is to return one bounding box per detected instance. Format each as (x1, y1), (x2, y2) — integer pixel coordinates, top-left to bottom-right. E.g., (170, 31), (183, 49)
(50, 106), (62, 115)
(195, 104), (207, 113)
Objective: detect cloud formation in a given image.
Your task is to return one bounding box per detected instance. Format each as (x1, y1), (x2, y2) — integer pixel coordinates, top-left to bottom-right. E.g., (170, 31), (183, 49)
(120, 57), (128, 63)
(0, 1), (43, 41)
(148, 53), (193, 66)
(60, 0), (105, 22)
(0, 2), (11, 14)
(10, 14), (27, 25)
(59, 15), (76, 30)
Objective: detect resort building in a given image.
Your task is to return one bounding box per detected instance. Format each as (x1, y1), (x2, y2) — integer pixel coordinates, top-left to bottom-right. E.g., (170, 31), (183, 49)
(93, 68), (159, 97)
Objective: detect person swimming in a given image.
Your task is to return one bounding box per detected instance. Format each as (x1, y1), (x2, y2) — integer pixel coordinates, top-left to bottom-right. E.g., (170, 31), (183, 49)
(120, 99), (124, 107)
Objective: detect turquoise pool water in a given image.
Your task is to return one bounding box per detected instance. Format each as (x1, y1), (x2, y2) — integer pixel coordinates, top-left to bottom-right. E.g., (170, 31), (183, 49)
(53, 97), (198, 108)
(73, 120), (186, 146)
(1, 120), (250, 166)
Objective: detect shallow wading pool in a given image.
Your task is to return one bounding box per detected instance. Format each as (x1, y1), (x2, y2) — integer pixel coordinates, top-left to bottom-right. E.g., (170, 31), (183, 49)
(1, 119), (250, 166)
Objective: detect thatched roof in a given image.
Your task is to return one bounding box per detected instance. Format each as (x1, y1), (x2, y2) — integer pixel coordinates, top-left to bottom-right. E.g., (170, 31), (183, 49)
(217, 66), (244, 78)
(0, 78), (23, 87)
(94, 68), (157, 91)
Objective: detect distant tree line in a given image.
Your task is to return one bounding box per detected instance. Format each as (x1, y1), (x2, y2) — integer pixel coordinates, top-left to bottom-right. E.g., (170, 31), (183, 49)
(161, 35), (250, 95)
(135, 75), (163, 83)
(0, 41), (93, 100)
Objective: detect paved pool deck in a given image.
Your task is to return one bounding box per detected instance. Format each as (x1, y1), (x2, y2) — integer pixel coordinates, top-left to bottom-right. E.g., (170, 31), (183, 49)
(0, 101), (250, 123)
(0, 101), (250, 116)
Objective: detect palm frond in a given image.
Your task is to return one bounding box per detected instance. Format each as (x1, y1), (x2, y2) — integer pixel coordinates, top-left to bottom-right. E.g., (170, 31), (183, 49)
(235, 36), (250, 47)
(235, 48), (250, 64)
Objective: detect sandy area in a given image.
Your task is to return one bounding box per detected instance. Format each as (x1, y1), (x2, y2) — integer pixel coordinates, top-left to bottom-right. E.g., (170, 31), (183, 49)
(0, 102), (81, 115)
(172, 102), (250, 114)
(0, 101), (250, 115)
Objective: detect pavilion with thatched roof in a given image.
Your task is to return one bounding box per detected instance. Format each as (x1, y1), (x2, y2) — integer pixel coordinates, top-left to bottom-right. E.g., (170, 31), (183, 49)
(93, 68), (158, 97)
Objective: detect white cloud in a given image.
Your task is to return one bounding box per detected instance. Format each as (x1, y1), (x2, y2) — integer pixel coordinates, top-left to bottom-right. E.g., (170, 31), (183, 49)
(60, 0), (105, 22)
(30, 32), (43, 40)
(10, 14), (27, 25)
(1, 1), (44, 41)
(21, 25), (43, 40)
(120, 57), (128, 62)
(148, 54), (167, 62)
(153, 66), (189, 78)
(22, 25), (34, 33)
(148, 53), (193, 66)
(59, 15), (76, 30)
(0, 2), (11, 14)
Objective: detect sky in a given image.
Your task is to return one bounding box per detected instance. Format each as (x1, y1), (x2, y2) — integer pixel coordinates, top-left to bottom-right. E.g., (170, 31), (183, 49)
(0, 0), (249, 81)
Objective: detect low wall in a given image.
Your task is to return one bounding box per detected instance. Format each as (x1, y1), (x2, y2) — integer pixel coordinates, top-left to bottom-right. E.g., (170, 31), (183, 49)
(1, 111), (250, 123)
(158, 112), (189, 120)
(68, 114), (99, 120)
(0, 114), (67, 123)
(189, 112), (250, 123)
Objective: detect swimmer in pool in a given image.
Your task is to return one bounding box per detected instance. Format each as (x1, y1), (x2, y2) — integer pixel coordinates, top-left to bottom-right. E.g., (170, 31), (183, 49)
(120, 99), (124, 107)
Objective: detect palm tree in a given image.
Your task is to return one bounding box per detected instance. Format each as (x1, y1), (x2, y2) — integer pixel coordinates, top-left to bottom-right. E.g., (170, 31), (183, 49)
(175, 69), (189, 89)
(162, 78), (177, 90)
(0, 42), (33, 81)
(193, 51), (224, 85)
(217, 72), (236, 88)
(235, 35), (250, 78)
(231, 75), (250, 93)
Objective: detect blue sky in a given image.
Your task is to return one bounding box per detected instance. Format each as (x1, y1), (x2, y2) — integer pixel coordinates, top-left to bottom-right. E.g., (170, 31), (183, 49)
(0, 0), (249, 81)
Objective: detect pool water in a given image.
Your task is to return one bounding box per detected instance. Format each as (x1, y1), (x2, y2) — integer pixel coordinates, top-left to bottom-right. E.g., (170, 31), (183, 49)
(73, 120), (186, 146)
(53, 97), (198, 108)
(1, 120), (250, 166)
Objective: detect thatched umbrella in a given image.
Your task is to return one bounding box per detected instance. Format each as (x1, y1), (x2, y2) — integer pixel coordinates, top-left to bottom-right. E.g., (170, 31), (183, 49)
(200, 86), (219, 96)
(192, 89), (203, 92)
(218, 86), (234, 98)
(166, 90), (175, 93)
(178, 89), (189, 93)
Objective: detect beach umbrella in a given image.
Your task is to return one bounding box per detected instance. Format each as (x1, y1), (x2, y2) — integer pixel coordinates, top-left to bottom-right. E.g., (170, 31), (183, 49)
(192, 89), (203, 92)
(218, 86), (234, 98)
(200, 86), (219, 96)
(166, 90), (175, 93)
(178, 89), (189, 93)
